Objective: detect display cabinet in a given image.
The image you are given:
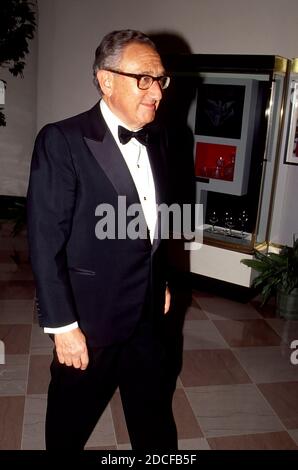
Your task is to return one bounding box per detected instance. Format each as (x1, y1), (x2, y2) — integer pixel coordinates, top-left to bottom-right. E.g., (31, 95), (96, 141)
(162, 55), (290, 286)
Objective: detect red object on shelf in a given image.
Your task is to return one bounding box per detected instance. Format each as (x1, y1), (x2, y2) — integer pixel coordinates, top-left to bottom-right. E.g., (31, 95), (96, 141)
(195, 142), (237, 181)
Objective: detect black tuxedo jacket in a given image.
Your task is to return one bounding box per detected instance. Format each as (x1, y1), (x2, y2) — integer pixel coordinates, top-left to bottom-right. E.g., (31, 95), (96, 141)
(27, 102), (170, 347)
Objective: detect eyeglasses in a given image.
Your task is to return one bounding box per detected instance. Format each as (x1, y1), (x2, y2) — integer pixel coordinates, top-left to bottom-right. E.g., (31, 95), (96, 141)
(104, 68), (170, 90)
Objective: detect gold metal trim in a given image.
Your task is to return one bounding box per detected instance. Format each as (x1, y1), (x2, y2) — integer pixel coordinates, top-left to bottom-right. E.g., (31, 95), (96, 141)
(291, 58), (298, 73)
(247, 241), (283, 254)
(268, 241), (284, 250)
(203, 234), (255, 255)
(274, 56), (288, 73)
(263, 60), (292, 245)
(255, 241), (268, 251)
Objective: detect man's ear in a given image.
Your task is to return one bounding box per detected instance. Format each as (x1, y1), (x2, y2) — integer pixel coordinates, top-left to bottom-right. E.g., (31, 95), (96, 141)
(97, 70), (113, 96)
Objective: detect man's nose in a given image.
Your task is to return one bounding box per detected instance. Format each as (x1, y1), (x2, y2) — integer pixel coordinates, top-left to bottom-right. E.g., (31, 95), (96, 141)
(148, 79), (163, 100)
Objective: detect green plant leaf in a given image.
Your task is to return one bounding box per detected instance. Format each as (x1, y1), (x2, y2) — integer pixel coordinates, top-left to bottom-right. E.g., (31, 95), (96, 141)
(241, 243), (298, 305)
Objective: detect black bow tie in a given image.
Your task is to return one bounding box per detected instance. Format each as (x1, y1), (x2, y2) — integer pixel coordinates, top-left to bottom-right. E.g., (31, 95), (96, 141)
(118, 125), (149, 146)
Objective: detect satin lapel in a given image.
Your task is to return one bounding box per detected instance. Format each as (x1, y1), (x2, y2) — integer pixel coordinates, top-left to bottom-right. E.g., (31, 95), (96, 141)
(83, 104), (140, 206)
(84, 133), (140, 206)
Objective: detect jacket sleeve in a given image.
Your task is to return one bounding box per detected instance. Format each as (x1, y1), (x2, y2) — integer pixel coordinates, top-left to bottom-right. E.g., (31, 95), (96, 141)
(26, 124), (78, 328)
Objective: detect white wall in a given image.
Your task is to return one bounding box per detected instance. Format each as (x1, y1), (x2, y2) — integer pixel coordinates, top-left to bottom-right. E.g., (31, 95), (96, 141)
(278, 169), (298, 245)
(0, 33), (37, 197)
(270, 147), (298, 246)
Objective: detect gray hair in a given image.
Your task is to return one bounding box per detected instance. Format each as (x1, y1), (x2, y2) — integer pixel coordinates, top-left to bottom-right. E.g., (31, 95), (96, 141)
(93, 29), (157, 96)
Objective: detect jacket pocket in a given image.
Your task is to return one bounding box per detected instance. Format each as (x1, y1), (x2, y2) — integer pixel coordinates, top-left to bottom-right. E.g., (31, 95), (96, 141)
(68, 267), (96, 276)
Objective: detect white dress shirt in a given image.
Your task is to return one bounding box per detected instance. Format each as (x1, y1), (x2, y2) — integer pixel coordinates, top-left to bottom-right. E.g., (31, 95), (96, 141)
(44, 99), (157, 334)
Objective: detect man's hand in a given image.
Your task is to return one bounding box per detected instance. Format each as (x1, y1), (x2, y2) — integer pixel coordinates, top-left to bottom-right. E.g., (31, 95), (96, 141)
(164, 285), (171, 314)
(54, 327), (89, 370)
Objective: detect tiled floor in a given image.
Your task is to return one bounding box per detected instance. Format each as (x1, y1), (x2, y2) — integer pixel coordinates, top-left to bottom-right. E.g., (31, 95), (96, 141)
(0, 221), (298, 450)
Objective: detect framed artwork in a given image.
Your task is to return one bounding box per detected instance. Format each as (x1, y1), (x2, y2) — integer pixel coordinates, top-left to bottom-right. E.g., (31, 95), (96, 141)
(284, 80), (298, 165)
(195, 142), (237, 181)
(195, 84), (245, 139)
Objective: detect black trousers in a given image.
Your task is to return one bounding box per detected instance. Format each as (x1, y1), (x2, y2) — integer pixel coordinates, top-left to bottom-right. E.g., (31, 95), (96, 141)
(45, 317), (178, 450)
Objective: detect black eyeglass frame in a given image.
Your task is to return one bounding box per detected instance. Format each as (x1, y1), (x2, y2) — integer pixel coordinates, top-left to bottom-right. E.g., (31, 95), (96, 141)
(103, 68), (171, 90)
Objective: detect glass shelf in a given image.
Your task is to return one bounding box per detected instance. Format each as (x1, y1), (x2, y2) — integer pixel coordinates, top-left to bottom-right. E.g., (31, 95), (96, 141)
(203, 225), (252, 248)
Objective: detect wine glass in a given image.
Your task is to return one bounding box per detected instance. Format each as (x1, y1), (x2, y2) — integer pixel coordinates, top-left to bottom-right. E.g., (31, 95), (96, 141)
(224, 154), (235, 180)
(226, 214), (235, 236)
(215, 156), (224, 179)
(239, 210), (248, 238)
(208, 210), (218, 233)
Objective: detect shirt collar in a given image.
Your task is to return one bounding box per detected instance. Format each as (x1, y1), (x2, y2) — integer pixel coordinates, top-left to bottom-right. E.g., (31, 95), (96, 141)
(100, 99), (142, 147)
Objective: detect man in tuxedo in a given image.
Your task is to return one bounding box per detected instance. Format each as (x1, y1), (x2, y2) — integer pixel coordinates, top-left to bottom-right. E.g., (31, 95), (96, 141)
(27, 29), (178, 450)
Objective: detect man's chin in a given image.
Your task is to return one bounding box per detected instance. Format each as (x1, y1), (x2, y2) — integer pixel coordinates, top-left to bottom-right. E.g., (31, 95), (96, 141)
(141, 112), (156, 127)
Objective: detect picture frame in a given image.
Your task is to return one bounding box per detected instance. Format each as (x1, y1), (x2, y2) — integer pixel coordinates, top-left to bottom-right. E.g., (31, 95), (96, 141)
(195, 83), (245, 139)
(284, 79), (298, 165)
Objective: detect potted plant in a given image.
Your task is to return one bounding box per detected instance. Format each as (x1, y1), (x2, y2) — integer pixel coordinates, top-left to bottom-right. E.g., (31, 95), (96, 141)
(241, 238), (298, 319)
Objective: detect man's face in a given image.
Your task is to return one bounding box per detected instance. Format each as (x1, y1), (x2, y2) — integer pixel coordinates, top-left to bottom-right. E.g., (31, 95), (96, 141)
(100, 42), (165, 130)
